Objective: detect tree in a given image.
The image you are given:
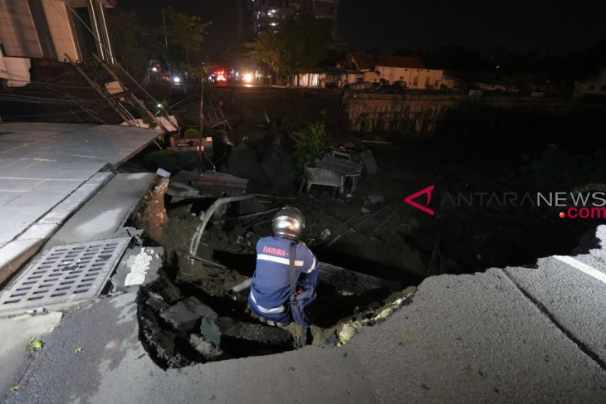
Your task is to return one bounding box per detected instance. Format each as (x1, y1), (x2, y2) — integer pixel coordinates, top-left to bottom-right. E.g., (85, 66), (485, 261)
(162, 7), (210, 74)
(247, 14), (333, 84)
(247, 31), (284, 75)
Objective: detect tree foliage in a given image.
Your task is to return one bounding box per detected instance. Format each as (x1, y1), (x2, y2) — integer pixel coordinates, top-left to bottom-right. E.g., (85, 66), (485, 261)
(247, 31), (283, 73)
(163, 7), (210, 72)
(293, 121), (329, 168)
(109, 8), (208, 77)
(247, 14), (333, 82)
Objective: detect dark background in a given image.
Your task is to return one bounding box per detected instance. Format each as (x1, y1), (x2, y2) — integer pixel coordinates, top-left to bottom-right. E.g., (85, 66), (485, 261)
(120, 0), (606, 57)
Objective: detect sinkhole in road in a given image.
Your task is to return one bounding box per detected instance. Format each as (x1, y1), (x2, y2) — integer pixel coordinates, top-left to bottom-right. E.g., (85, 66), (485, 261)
(136, 253), (414, 369)
(132, 167), (601, 369)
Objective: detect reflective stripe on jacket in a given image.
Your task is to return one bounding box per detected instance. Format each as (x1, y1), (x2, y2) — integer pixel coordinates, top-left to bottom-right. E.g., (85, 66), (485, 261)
(248, 236), (319, 325)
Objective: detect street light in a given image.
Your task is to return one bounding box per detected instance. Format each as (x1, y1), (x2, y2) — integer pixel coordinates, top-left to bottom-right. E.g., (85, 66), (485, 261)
(242, 72), (254, 84)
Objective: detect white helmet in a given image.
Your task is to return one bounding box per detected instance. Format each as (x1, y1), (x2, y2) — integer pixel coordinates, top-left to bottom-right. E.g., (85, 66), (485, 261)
(272, 206), (305, 240)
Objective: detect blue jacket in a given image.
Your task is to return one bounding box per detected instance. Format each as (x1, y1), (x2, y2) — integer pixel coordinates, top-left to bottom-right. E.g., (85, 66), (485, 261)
(248, 236), (319, 326)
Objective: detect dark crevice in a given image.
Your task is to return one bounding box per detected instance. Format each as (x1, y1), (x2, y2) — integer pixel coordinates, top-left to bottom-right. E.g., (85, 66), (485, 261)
(136, 256), (402, 369)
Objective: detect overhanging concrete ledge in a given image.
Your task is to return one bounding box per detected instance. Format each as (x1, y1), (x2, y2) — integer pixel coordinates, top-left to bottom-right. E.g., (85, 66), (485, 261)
(0, 123), (161, 286)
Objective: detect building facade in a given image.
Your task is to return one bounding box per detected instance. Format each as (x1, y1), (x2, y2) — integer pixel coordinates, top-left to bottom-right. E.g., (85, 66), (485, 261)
(346, 53), (458, 90)
(574, 68), (606, 97)
(250, 0), (338, 34)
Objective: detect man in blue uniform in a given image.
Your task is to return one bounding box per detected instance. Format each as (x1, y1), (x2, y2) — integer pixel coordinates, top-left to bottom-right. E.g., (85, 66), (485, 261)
(248, 207), (319, 342)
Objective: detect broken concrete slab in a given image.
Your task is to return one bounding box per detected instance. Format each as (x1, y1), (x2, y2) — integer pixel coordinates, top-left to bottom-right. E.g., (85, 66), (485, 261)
(0, 121), (159, 252)
(179, 171), (249, 197)
(145, 292), (170, 313)
(46, 173), (156, 247)
(111, 247), (164, 292)
(36, 173), (114, 226)
(0, 172), (113, 286)
(160, 297), (218, 332)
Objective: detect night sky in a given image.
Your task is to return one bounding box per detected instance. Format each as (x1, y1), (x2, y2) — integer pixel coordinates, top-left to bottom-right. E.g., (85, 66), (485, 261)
(121, 0), (606, 56)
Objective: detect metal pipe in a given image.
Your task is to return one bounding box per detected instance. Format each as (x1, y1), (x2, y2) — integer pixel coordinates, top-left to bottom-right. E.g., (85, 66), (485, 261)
(230, 278), (252, 293)
(189, 194), (256, 261)
(96, 0), (116, 64)
(87, 0), (105, 61)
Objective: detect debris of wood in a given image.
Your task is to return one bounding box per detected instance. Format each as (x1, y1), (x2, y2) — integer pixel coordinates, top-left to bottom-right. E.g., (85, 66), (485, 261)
(166, 181), (200, 201)
(177, 171), (248, 197)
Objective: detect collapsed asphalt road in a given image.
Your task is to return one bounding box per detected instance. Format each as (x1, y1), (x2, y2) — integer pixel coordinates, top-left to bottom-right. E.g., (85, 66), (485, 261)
(5, 225), (606, 404)
(136, 261), (411, 368)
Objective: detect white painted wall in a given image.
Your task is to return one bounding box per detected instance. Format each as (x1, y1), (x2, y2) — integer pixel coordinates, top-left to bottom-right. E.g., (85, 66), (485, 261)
(375, 66), (448, 89)
(0, 46), (31, 87)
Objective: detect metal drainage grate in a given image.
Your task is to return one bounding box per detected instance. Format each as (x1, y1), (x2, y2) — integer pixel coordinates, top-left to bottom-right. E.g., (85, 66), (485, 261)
(0, 238), (131, 315)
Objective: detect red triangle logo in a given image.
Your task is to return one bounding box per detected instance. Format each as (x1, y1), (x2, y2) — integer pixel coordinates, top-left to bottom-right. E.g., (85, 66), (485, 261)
(403, 185), (435, 216)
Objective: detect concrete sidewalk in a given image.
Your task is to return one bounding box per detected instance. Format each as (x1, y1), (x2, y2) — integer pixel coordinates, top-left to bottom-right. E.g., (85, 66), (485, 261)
(0, 123), (159, 285)
(4, 228), (606, 403)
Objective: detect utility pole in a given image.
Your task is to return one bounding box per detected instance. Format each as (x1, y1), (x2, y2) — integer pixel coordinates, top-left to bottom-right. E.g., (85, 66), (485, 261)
(200, 75), (204, 136)
(162, 9), (168, 50)
(86, 0), (116, 63)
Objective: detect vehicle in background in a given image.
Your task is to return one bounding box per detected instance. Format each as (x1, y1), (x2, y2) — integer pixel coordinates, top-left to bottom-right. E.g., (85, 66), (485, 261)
(208, 67), (230, 85)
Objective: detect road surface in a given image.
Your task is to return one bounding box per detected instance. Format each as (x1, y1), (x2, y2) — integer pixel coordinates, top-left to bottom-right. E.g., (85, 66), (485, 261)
(3, 226), (606, 403)
(0, 123), (159, 284)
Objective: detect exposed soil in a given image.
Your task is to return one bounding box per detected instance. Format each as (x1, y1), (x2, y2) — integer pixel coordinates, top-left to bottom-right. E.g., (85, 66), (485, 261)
(130, 97), (606, 367)
(135, 253), (412, 368)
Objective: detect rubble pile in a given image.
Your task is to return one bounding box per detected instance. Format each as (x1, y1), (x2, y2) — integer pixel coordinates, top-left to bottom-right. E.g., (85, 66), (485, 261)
(136, 260), (407, 368)
(138, 276), (296, 368)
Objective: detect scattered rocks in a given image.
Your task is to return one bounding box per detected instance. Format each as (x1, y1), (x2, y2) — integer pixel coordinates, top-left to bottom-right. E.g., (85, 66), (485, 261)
(200, 317), (222, 347)
(145, 291), (169, 313)
(160, 297), (218, 332)
(189, 334), (223, 359)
